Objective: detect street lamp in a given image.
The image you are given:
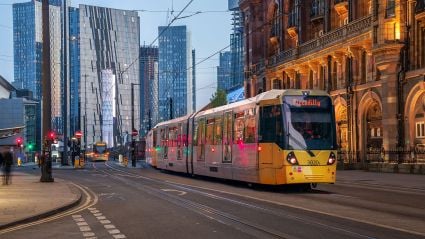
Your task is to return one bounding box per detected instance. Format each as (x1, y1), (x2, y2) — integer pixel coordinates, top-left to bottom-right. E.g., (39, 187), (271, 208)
(131, 83), (140, 167)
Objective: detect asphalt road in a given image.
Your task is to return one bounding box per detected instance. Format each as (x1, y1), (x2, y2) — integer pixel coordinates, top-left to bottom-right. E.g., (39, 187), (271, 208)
(3, 162), (425, 239)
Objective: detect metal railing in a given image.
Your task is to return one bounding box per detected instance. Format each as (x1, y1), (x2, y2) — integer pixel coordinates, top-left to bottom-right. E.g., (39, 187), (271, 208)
(336, 148), (425, 164)
(267, 15), (372, 68)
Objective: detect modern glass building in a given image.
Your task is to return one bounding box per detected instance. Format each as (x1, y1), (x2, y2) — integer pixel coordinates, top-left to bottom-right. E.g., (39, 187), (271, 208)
(139, 46), (158, 137)
(12, 0), (62, 148)
(158, 25), (194, 121)
(228, 0), (244, 88)
(69, 6), (80, 137)
(72, 4), (140, 148)
(217, 51), (232, 91)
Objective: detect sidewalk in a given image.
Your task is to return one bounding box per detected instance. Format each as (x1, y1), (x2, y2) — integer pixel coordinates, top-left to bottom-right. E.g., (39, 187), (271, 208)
(336, 170), (425, 190)
(0, 171), (82, 229)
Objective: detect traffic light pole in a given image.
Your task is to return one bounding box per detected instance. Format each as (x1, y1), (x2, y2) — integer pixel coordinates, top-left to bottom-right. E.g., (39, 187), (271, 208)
(40, 0), (54, 182)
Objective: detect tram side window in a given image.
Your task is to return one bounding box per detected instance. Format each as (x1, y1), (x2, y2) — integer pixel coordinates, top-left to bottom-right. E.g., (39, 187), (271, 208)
(260, 106), (284, 148)
(168, 127), (176, 147)
(215, 117), (223, 145)
(234, 112), (245, 144)
(193, 121), (199, 146)
(206, 119), (215, 145)
(244, 109), (256, 143)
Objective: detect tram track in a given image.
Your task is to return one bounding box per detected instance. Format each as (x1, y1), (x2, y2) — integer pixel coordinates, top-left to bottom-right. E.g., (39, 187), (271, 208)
(99, 162), (406, 239)
(95, 162), (294, 239)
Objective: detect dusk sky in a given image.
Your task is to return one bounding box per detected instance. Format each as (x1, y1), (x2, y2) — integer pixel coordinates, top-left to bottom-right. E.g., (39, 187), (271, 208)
(0, 0), (232, 109)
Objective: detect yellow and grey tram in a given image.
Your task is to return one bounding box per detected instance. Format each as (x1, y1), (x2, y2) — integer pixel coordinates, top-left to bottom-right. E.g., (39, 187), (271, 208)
(146, 89), (337, 186)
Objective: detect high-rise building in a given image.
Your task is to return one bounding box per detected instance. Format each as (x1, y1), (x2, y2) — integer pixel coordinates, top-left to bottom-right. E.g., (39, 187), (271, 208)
(12, 0), (62, 148)
(139, 46), (159, 137)
(228, 0), (244, 88)
(71, 5), (140, 148)
(217, 51), (232, 91)
(69, 6), (80, 137)
(158, 25), (193, 121)
(192, 49), (196, 112)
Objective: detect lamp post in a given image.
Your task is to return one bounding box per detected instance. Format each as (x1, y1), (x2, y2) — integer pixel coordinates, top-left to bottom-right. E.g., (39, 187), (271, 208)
(40, 0), (54, 182)
(131, 83), (140, 167)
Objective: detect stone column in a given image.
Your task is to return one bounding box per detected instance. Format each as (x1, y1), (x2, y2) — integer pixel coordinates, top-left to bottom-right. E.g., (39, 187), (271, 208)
(373, 44), (404, 161)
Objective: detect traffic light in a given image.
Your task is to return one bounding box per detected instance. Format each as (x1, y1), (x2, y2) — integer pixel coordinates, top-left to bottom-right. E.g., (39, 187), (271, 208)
(27, 142), (34, 151)
(16, 137), (23, 147)
(48, 131), (56, 140)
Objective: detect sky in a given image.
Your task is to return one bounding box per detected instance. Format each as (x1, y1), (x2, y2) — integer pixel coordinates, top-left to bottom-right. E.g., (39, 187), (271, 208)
(0, 0), (232, 109)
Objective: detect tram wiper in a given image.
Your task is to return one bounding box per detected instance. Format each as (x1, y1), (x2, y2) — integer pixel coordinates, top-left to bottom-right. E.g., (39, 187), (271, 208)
(286, 132), (315, 157)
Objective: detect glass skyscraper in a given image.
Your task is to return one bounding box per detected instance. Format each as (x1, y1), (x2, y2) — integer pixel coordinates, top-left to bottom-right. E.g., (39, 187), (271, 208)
(69, 6), (80, 137)
(158, 25), (194, 121)
(12, 0), (62, 149)
(140, 46), (159, 137)
(217, 51), (232, 91)
(70, 5), (140, 148)
(228, 0), (244, 88)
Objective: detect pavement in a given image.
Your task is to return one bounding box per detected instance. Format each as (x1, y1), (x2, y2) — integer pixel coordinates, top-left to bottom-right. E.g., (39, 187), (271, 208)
(0, 169), (82, 230)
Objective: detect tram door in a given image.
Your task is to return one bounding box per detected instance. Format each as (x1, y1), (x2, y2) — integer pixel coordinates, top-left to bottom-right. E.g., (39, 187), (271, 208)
(223, 111), (233, 163)
(198, 118), (206, 161)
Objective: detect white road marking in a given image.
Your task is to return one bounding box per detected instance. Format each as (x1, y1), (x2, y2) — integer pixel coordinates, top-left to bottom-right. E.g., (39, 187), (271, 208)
(77, 222), (88, 226)
(79, 226), (91, 232)
(96, 216), (106, 220)
(108, 229), (121, 234)
(83, 232), (95, 237)
(91, 210), (100, 214)
(88, 208), (97, 211)
(72, 215), (82, 219)
(74, 218), (85, 222)
(100, 220), (111, 224)
(161, 188), (187, 196)
(93, 213), (102, 216)
(104, 224), (116, 229)
(113, 234), (127, 239)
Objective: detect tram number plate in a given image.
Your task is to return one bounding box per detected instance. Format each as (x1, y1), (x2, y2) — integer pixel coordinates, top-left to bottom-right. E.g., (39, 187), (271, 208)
(307, 160), (320, 166)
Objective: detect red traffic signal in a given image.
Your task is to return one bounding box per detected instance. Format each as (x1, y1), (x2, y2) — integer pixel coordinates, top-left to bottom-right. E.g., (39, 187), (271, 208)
(75, 131), (82, 139)
(48, 131), (56, 140)
(16, 137), (23, 146)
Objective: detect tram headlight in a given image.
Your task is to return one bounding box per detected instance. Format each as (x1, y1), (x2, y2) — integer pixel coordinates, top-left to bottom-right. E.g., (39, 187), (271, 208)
(286, 152), (298, 165)
(327, 152), (336, 165)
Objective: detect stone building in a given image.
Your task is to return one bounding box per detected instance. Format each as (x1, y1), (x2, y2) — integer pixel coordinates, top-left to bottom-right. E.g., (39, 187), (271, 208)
(240, 0), (425, 166)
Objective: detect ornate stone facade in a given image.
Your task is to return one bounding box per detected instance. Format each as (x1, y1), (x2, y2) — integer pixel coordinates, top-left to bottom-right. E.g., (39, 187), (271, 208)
(240, 0), (425, 165)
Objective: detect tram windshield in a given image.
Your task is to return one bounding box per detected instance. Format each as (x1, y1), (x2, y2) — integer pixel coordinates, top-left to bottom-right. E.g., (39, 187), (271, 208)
(94, 143), (107, 154)
(283, 95), (336, 150)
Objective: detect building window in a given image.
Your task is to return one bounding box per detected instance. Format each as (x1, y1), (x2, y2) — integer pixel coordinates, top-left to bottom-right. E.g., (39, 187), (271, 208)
(416, 122), (425, 138)
(385, 0), (395, 18)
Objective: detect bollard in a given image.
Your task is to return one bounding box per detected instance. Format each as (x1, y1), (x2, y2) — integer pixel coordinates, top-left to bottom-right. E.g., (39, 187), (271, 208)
(18, 157), (22, 167)
(119, 154), (123, 164)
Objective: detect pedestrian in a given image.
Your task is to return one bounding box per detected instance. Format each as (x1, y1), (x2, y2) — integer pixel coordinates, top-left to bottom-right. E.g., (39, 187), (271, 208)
(3, 150), (13, 185)
(0, 151), (4, 184)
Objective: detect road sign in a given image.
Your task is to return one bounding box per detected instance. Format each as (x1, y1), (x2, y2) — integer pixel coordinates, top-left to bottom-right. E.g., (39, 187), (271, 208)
(75, 131), (82, 139)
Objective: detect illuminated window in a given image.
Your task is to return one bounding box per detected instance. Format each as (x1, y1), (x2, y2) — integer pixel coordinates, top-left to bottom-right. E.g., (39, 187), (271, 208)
(385, 0), (395, 18)
(416, 122), (425, 138)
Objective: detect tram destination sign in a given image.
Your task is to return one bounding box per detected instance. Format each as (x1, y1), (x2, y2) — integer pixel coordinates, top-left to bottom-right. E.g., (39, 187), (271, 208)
(284, 96), (331, 109)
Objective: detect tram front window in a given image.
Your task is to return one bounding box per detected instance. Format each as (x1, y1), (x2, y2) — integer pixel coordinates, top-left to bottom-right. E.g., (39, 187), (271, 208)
(283, 96), (336, 150)
(95, 145), (106, 154)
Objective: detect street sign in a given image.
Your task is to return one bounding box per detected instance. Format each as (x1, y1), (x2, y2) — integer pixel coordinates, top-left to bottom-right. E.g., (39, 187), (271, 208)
(132, 129), (138, 136)
(75, 131), (82, 139)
